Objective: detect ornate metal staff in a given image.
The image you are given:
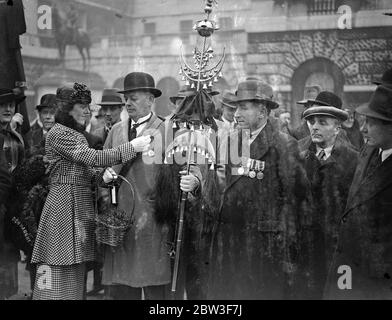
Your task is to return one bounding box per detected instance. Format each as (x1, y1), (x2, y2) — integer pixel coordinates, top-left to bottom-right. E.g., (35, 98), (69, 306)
(167, 0), (226, 296)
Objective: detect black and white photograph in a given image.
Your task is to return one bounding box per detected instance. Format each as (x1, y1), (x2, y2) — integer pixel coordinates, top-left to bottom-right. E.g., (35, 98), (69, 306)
(1, 0), (392, 305)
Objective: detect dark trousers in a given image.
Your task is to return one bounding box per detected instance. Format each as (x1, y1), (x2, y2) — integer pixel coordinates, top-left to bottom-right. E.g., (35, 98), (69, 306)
(105, 284), (166, 300)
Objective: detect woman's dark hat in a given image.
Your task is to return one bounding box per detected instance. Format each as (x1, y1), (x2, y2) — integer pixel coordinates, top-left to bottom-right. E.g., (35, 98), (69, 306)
(234, 80), (279, 109)
(356, 85), (392, 122)
(97, 88), (125, 106)
(303, 91), (348, 121)
(373, 68), (392, 88)
(36, 94), (57, 111)
(117, 72), (162, 98)
(0, 88), (26, 104)
(56, 83), (92, 111)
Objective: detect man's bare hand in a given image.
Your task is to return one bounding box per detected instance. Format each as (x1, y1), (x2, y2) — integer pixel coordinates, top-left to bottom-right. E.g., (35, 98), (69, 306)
(11, 113), (23, 130)
(179, 170), (200, 193)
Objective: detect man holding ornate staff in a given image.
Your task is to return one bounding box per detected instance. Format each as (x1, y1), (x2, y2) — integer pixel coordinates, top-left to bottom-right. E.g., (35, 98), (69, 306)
(206, 78), (313, 299)
(101, 72), (202, 300)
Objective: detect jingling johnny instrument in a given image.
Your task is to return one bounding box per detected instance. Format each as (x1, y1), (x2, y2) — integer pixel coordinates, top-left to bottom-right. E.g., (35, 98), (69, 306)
(168, 0), (226, 296)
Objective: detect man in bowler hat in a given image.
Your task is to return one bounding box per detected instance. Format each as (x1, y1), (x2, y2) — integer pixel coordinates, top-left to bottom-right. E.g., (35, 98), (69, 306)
(102, 72), (201, 300)
(324, 84), (392, 299)
(298, 91), (358, 299)
(29, 94), (57, 155)
(207, 79), (312, 299)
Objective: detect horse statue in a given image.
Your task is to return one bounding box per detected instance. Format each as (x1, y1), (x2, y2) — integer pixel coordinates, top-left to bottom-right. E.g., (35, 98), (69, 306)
(52, 6), (91, 70)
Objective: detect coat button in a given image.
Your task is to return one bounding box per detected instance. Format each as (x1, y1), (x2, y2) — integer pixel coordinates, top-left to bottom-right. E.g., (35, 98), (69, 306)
(342, 217), (347, 223)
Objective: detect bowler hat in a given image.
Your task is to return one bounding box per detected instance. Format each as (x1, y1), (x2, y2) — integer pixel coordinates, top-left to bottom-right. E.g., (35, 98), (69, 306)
(0, 88), (26, 104)
(356, 85), (392, 122)
(373, 68), (392, 88)
(303, 91), (348, 121)
(297, 85), (322, 105)
(97, 88), (125, 106)
(234, 80), (279, 109)
(219, 90), (237, 109)
(36, 94), (57, 111)
(118, 72), (162, 98)
(169, 85), (219, 104)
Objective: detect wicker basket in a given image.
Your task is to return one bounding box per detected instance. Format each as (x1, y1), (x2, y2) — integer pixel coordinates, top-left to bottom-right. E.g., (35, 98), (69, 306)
(95, 175), (135, 248)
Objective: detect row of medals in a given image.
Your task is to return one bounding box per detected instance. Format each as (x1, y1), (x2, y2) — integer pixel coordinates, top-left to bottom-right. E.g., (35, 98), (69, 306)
(237, 158), (265, 180)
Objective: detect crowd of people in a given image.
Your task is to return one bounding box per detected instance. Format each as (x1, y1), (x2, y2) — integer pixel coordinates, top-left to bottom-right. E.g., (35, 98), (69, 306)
(0, 67), (391, 300)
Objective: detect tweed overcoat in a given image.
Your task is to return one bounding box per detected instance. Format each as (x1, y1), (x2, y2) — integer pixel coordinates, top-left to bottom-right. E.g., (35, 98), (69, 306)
(102, 114), (173, 288)
(31, 123), (137, 266)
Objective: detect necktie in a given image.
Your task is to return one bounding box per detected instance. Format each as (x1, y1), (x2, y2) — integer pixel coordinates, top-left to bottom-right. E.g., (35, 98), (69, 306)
(317, 149), (326, 161)
(128, 114), (151, 142)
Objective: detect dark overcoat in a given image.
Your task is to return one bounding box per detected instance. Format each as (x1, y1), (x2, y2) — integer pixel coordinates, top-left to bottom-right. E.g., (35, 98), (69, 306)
(29, 122), (45, 155)
(0, 136), (11, 203)
(206, 120), (312, 300)
(298, 136), (358, 298)
(324, 146), (392, 299)
(0, 134), (19, 299)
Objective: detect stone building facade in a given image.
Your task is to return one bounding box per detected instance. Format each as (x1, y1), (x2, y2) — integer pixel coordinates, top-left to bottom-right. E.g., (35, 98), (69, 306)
(18, 0), (392, 123)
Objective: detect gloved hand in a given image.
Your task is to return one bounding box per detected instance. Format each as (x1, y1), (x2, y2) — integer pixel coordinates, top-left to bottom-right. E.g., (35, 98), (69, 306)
(130, 135), (151, 153)
(179, 170), (200, 193)
(103, 167), (118, 184)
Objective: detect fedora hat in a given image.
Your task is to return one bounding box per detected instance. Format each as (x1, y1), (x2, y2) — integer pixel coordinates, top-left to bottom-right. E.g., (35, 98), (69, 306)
(117, 72), (162, 98)
(373, 68), (392, 88)
(169, 86), (219, 104)
(36, 93), (57, 111)
(0, 88), (26, 105)
(235, 80), (279, 109)
(356, 85), (392, 122)
(297, 85), (322, 105)
(219, 90), (237, 109)
(303, 91), (348, 121)
(97, 88), (125, 106)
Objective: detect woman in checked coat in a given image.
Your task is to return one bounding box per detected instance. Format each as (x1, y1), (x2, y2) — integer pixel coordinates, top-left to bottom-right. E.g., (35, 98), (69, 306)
(31, 83), (151, 300)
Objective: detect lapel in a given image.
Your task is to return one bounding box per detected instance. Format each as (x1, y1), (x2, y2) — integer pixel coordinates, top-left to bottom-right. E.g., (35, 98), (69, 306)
(138, 113), (162, 137)
(223, 121), (272, 194)
(344, 146), (392, 215)
(10, 127), (24, 148)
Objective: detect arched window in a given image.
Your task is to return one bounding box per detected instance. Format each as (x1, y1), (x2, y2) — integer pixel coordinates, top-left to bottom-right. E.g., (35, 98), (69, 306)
(291, 57), (344, 127)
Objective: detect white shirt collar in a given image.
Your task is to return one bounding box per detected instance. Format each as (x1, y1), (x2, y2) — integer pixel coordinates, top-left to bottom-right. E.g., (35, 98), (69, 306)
(131, 112), (152, 126)
(316, 145), (334, 160)
(380, 147), (392, 162)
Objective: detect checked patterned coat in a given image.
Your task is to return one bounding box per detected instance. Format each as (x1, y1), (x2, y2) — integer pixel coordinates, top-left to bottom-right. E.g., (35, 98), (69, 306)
(31, 123), (137, 266)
